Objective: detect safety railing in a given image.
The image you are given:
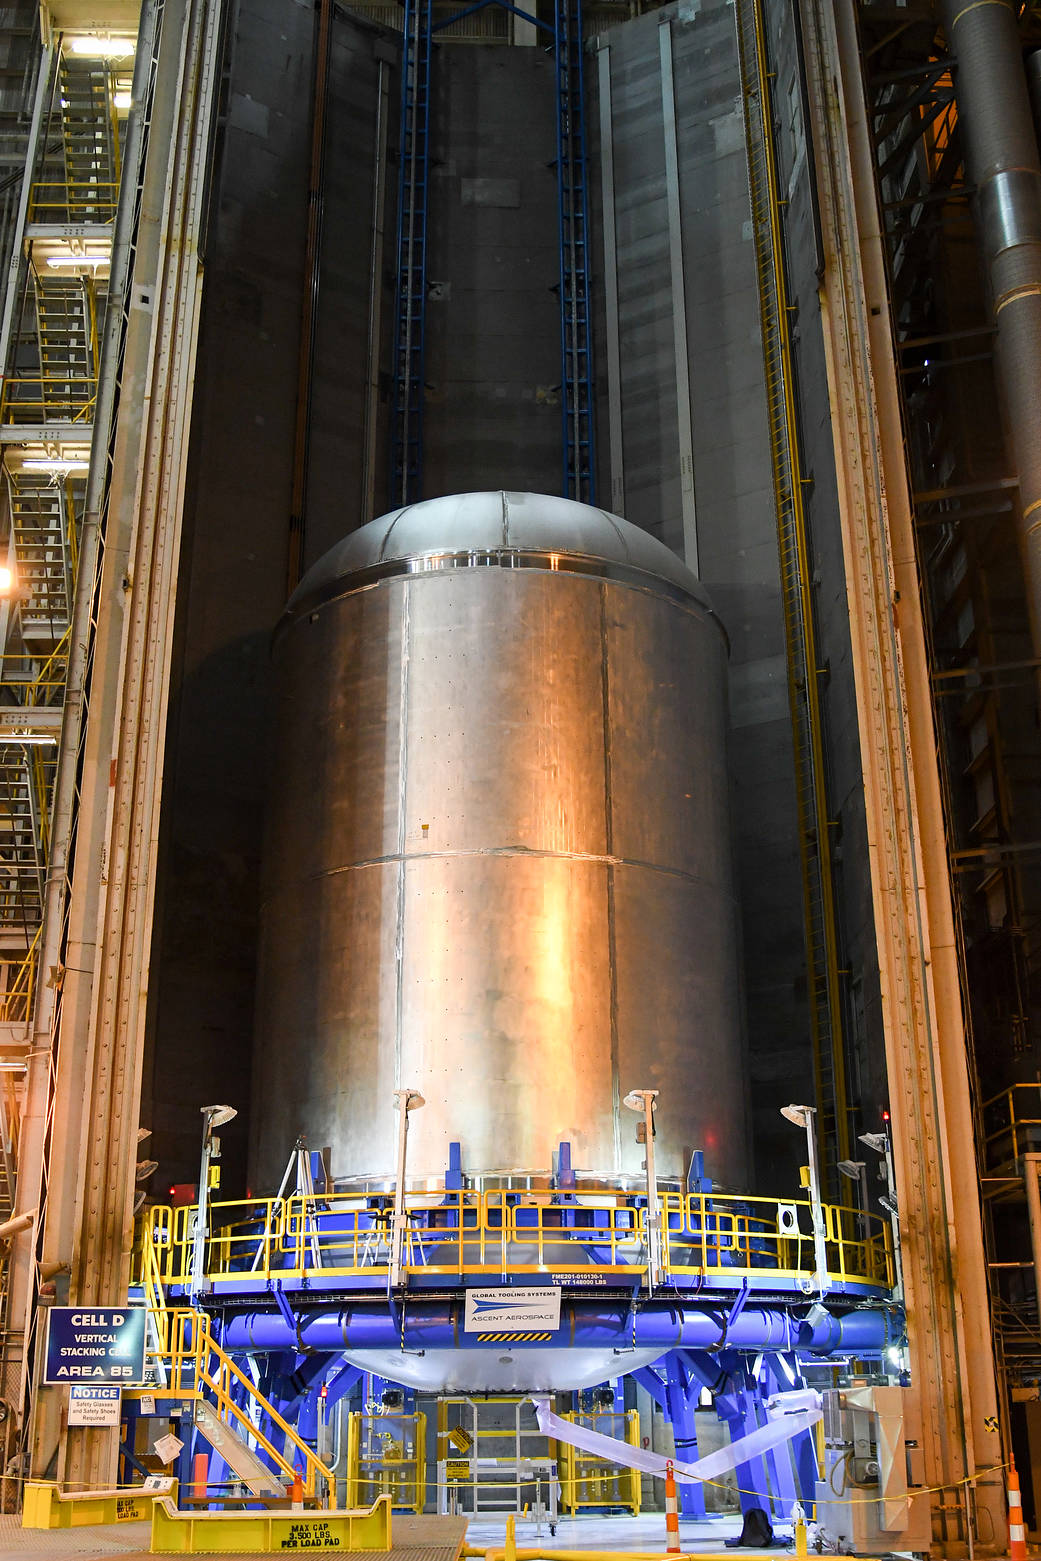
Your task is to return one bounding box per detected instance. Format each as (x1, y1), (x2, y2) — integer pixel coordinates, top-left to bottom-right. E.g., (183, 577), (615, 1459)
(0, 924), (40, 1024)
(27, 182), (119, 223)
(0, 377), (97, 425)
(346, 1411), (427, 1513)
(557, 1410), (640, 1514)
(147, 1307), (334, 1501)
(134, 1187), (894, 1293)
(983, 1083), (1041, 1168)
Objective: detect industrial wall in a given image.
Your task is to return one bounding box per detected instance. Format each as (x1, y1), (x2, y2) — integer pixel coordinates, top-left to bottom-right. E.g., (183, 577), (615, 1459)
(759, 0), (887, 1131)
(142, 0), (398, 1187)
(591, 0), (813, 1187)
(423, 45), (563, 497)
(142, 0), (885, 1200)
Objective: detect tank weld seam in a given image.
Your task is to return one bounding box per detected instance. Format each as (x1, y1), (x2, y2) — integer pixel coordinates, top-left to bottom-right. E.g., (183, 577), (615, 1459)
(276, 551), (725, 642)
(298, 848), (729, 889)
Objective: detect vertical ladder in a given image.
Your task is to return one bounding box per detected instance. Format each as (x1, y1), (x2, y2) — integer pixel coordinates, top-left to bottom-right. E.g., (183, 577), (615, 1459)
(734, 0), (850, 1188)
(554, 0), (595, 504)
(390, 0), (433, 507)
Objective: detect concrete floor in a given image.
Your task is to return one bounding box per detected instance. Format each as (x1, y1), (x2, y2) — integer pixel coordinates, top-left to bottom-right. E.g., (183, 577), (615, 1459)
(0, 1509), (796, 1559)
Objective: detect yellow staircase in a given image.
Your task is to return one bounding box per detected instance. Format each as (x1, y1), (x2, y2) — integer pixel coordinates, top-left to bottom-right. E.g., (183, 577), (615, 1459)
(134, 1269), (336, 1504)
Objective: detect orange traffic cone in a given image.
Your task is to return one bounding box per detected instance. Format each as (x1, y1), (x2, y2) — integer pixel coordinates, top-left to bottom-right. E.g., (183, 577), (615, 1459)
(665, 1460), (681, 1555)
(1009, 1458), (1027, 1561)
(291, 1467), (304, 1512)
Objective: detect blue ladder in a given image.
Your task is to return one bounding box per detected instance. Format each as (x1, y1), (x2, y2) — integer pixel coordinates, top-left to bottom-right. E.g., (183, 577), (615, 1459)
(554, 0), (596, 504)
(390, 0), (434, 506)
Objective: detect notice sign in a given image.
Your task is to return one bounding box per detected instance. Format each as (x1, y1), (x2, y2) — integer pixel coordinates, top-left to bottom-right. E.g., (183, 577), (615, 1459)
(68, 1385), (121, 1426)
(44, 1307), (146, 1384)
(463, 1287), (561, 1333)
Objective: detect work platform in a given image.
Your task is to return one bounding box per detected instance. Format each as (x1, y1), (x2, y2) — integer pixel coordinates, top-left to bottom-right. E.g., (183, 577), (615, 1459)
(132, 1182), (894, 1304)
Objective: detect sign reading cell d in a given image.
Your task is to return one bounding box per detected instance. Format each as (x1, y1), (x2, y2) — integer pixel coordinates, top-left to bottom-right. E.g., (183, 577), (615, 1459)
(44, 1307), (146, 1384)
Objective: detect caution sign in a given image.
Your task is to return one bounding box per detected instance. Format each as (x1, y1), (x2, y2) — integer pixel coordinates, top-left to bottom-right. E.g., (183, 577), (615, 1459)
(281, 1519), (342, 1548)
(446, 1461), (470, 1482)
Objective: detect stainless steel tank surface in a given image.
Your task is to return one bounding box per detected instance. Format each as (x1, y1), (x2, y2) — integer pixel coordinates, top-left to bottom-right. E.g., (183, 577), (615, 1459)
(251, 491), (748, 1192)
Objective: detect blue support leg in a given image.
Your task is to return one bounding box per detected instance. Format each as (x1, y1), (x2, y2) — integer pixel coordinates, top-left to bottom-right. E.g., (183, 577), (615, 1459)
(663, 1352), (706, 1518)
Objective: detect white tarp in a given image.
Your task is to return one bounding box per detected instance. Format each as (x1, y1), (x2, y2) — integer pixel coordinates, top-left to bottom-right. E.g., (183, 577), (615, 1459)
(532, 1393), (821, 1484)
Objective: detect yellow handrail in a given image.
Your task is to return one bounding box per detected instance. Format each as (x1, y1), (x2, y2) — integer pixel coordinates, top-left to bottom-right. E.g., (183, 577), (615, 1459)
(150, 1309), (334, 1502)
(133, 1187), (894, 1294)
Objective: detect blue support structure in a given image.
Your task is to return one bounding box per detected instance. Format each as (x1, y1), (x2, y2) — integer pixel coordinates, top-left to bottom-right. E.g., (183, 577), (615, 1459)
(663, 1354), (706, 1519)
(390, 0), (434, 505)
(553, 0), (596, 502)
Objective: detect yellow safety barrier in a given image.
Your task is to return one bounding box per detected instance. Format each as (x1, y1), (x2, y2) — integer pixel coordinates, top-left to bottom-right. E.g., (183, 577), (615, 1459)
(150, 1491), (392, 1553)
(133, 1186), (894, 1295)
(23, 1480), (174, 1528)
(557, 1410), (640, 1515)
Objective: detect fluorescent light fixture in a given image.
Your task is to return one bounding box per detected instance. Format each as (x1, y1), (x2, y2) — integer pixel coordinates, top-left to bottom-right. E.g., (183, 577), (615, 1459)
(0, 736), (59, 746)
(21, 458), (90, 474)
(46, 253), (109, 270)
(113, 91), (133, 110)
(0, 568), (12, 593)
(66, 34), (136, 56)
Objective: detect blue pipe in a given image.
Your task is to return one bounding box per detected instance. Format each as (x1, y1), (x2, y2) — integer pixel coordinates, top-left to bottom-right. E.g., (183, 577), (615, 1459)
(223, 1303), (897, 1356)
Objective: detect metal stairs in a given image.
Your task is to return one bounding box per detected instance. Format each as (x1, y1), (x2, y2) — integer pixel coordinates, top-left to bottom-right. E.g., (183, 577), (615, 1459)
(554, 0), (595, 503)
(134, 1293), (335, 1501)
(33, 274), (97, 424)
(0, 751), (44, 947)
(59, 59), (119, 224)
(8, 476), (74, 644)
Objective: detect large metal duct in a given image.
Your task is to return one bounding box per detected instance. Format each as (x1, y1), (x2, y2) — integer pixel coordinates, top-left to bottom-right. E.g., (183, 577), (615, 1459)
(939, 0), (1041, 649)
(223, 1302), (897, 1391)
(251, 492), (748, 1193)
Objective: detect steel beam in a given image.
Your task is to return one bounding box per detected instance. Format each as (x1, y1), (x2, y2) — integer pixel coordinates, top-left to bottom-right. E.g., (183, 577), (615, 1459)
(16, 0), (226, 1490)
(798, 0), (1005, 1548)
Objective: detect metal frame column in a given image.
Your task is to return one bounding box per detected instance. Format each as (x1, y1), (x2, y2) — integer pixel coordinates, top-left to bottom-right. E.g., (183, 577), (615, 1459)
(798, 0), (1005, 1545)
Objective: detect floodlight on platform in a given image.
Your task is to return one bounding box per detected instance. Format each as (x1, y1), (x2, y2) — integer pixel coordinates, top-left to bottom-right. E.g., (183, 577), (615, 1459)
(202, 1104), (237, 1129)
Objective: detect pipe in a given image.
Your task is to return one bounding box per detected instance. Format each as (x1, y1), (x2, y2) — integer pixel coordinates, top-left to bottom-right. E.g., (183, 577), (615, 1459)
(939, 0), (1041, 654)
(1023, 1152), (1041, 1319)
(223, 1302), (896, 1356)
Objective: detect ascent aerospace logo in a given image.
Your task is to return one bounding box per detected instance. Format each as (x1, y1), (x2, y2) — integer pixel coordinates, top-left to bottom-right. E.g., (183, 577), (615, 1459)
(463, 1288), (561, 1334)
